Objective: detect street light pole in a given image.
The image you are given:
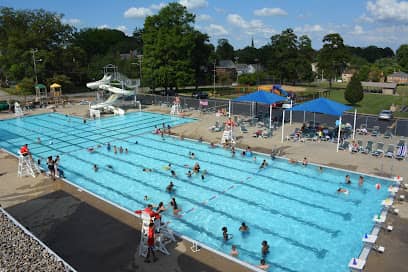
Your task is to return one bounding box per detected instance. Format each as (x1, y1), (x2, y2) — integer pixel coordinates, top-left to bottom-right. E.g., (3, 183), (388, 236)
(31, 49), (38, 84)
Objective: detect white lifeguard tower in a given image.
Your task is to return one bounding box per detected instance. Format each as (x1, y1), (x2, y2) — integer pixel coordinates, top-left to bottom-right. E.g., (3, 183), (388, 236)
(220, 118), (236, 144)
(170, 96), (181, 115)
(14, 102), (24, 118)
(18, 155), (40, 178)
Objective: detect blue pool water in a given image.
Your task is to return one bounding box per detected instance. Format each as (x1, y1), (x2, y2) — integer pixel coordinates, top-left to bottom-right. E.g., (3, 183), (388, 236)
(0, 112), (391, 272)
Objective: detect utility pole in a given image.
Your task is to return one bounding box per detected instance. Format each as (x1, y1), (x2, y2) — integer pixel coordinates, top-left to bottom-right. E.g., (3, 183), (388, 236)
(31, 49), (38, 84)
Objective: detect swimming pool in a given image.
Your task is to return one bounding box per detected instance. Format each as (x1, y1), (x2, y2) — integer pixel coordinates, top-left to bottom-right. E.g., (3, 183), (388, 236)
(0, 112), (392, 272)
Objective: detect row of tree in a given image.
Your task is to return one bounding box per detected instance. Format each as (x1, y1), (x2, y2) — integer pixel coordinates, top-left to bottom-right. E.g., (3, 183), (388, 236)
(1, 4), (408, 93)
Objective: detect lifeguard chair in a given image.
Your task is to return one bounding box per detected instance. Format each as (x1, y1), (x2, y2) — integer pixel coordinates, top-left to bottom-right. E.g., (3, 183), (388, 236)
(49, 83), (62, 104)
(170, 96), (181, 115)
(221, 117), (236, 144)
(35, 84), (48, 106)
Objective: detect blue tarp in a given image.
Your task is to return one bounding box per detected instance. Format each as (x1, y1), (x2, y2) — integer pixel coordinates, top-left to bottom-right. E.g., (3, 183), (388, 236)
(232, 90), (285, 104)
(291, 98), (352, 116)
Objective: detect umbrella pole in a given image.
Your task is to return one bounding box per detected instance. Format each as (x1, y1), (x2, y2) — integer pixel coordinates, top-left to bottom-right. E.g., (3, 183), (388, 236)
(228, 100), (231, 118)
(336, 116), (342, 152)
(269, 104), (272, 130)
(289, 99), (293, 125)
(352, 109), (357, 140)
(281, 110), (285, 143)
(303, 111), (305, 123)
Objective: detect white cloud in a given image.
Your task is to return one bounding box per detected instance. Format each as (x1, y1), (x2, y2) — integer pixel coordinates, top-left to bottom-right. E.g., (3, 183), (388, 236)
(116, 25), (127, 33)
(350, 25), (364, 35)
(214, 7), (225, 14)
(227, 14), (276, 38)
(150, 3), (167, 10)
(253, 7), (288, 16)
(179, 0), (208, 9)
(204, 24), (228, 36)
(124, 7), (152, 19)
(98, 24), (109, 29)
(196, 14), (212, 21)
(366, 0), (408, 22)
(295, 24), (324, 33)
(62, 18), (81, 26)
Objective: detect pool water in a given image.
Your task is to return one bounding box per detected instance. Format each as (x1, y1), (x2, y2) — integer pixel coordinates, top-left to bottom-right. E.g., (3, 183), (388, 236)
(0, 112), (391, 272)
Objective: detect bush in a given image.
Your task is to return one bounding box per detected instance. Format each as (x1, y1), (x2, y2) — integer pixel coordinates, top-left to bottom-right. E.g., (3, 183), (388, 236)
(344, 75), (363, 105)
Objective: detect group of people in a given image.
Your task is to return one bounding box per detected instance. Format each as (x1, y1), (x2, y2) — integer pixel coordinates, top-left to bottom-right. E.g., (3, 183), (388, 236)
(337, 174), (365, 194)
(153, 123), (172, 138)
(106, 142), (128, 155)
(223, 223), (270, 270)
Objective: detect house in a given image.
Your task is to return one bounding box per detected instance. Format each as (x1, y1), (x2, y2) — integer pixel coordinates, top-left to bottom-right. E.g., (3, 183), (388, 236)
(216, 60), (237, 84)
(387, 72), (408, 84)
(341, 69), (357, 83)
(361, 82), (397, 95)
(119, 50), (139, 60)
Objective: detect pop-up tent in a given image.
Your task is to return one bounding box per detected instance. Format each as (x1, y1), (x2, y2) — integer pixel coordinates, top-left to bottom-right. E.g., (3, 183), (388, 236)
(288, 98), (353, 151)
(233, 90), (286, 129)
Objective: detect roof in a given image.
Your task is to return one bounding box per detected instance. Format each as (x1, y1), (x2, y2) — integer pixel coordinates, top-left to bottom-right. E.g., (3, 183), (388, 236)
(232, 90), (285, 104)
(388, 72), (408, 78)
(361, 82), (397, 89)
(291, 98), (352, 116)
(218, 60), (236, 68)
(35, 83), (46, 89)
(50, 83), (61, 88)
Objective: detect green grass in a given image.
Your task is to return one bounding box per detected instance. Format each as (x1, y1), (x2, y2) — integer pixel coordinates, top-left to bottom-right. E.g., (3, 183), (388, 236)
(327, 89), (408, 117)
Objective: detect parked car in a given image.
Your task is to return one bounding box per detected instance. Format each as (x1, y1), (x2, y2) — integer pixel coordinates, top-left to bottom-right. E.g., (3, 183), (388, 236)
(378, 110), (393, 120)
(192, 91), (209, 99)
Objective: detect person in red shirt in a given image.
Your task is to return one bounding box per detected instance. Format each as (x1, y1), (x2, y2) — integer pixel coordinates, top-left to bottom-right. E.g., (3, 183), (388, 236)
(20, 144), (29, 156)
(135, 204), (161, 220)
(144, 222), (158, 263)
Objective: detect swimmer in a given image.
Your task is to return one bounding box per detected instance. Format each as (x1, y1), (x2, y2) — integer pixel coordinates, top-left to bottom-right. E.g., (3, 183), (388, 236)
(258, 259), (269, 271)
(87, 147), (95, 153)
(106, 165), (113, 170)
(345, 175), (351, 184)
(261, 240), (269, 256)
(135, 141), (138, 144)
(114, 145), (117, 154)
(93, 164), (98, 172)
(302, 157), (308, 166)
(239, 222), (249, 232)
(107, 143), (111, 151)
(166, 182), (174, 193)
(186, 170), (192, 178)
(37, 158), (41, 167)
(358, 176), (364, 186)
(144, 195), (149, 201)
(83, 118), (86, 124)
(190, 152), (195, 159)
(143, 168), (153, 172)
(319, 166), (323, 173)
(289, 158), (297, 164)
(259, 160), (268, 169)
(193, 162), (200, 173)
(337, 188), (349, 194)
(201, 174), (205, 180)
(119, 146), (123, 154)
(230, 245), (239, 257)
(179, 134), (184, 140)
(222, 226), (232, 241)
(156, 202), (166, 213)
(241, 151), (246, 156)
(210, 142), (216, 148)
(125, 148), (128, 154)
(253, 156), (257, 163)
(170, 197), (180, 216)
(198, 137), (203, 142)
(163, 163), (172, 171)
(170, 170), (177, 177)
(36, 137), (41, 144)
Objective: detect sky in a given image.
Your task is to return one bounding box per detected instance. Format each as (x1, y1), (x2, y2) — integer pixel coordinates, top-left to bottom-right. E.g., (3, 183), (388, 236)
(3, 0), (408, 50)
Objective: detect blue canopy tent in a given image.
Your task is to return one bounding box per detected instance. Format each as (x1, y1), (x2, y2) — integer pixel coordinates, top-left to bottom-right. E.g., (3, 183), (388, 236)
(287, 98), (353, 152)
(232, 90), (286, 129)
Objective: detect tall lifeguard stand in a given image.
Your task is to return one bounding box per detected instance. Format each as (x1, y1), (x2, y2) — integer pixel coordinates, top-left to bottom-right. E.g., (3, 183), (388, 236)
(170, 96), (181, 115)
(49, 83), (62, 104)
(35, 84), (48, 106)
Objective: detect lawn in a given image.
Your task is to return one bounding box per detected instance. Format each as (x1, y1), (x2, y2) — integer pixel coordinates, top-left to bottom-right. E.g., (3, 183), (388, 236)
(327, 89), (408, 117)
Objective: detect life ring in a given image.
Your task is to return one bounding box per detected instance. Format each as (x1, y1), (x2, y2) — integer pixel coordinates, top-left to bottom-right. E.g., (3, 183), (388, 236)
(375, 183), (381, 190)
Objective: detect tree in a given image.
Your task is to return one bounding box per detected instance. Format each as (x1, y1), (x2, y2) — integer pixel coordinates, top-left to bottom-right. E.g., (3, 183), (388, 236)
(344, 76), (363, 105)
(317, 33), (349, 88)
(296, 35), (315, 82)
(191, 31), (214, 89)
(0, 7), (73, 82)
(142, 3), (197, 90)
(16, 77), (34, 103)
(216, 39), (234, 60)
(396, 44), (408, 72)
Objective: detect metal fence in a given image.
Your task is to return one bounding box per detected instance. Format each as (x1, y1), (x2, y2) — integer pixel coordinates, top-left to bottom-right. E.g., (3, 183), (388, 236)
(136, 93), (408, 137)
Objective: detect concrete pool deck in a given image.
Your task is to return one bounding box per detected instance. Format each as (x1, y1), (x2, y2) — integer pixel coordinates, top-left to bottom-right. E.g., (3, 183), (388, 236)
(1, 103), (408, 271)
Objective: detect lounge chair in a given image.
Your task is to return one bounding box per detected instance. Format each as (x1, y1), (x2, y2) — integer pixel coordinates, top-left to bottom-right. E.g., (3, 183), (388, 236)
(240, 125), (248, 133)
(214, 123), (225, 132)
(384, 144), (395, 158)
(384, 129), (393, 139)
(357, 124), (368, 135)
(357, 140), (364, 152)
(372, 142), (385, 157)
(362, 141), (373, 154)
(397, 138), (405, 148)
(262, 129), (273, 138)
(395, 144), (407, 160)
(338, 140), (350, 151)
(252, 130), (263, 138)
(371, 126), (380, 137)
